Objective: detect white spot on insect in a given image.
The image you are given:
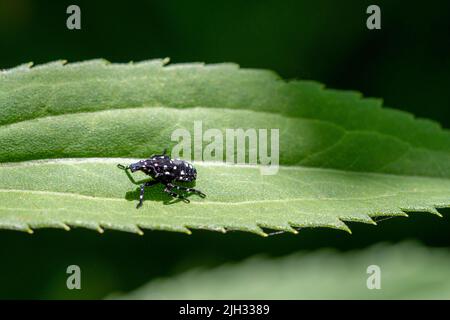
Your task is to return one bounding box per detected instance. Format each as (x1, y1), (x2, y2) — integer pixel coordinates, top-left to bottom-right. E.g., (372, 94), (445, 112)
(163, 165), (167, 169)
(154, 163), (158, 166)
(180, 170), (185, 175)
(160, 156), (164, 159)
(173, 166), (177, 169)
(165, 172), (170, 175)
(188, 164), (192, 168)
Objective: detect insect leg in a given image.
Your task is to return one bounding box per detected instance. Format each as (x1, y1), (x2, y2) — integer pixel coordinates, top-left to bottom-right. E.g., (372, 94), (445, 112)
(163, 183), (190, 203)
(136, 180), (159, 209)
(171, 184), (206, 198)
(119, 166), (152, 185)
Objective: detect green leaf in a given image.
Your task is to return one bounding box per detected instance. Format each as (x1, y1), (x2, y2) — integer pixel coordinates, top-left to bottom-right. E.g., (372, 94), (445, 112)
(2, 59), (450, 177)
(0, 60), (449, 235)
(115, 242), (450, 299)
(0, 159), (448, 235)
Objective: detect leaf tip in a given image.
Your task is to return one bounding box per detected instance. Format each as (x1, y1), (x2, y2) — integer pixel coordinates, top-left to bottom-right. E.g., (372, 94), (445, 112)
(426, 207), (443, 217)
(339, 221), (352, 234)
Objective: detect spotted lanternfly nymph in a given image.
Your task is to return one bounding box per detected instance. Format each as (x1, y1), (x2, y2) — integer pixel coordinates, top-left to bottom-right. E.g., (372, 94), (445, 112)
(117, 149), (206, 208)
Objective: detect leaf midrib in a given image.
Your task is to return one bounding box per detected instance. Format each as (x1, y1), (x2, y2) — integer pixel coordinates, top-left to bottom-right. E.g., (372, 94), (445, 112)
(1, 159), (449, 204)
(1, 188), (448, 205)
(1, 157), (450, 179)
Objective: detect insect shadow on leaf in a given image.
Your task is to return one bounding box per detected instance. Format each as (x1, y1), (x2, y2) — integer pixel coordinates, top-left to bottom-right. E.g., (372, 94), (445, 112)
(118, 149), (206, 208)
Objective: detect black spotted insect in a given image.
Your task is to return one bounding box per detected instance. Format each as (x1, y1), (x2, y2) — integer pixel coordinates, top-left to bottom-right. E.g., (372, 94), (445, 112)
(117, 149), (206, 208)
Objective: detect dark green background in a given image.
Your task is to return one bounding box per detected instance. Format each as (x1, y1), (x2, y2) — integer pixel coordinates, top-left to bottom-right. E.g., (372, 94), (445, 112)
(0, 0), (449, 299)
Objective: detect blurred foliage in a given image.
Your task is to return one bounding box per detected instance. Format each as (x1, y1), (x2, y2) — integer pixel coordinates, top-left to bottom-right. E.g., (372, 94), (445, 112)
(0, 0), (449, 299)
(1, 211), (449, 299)
(117, 242), (450, 299)
(1, 0), (449, 127)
